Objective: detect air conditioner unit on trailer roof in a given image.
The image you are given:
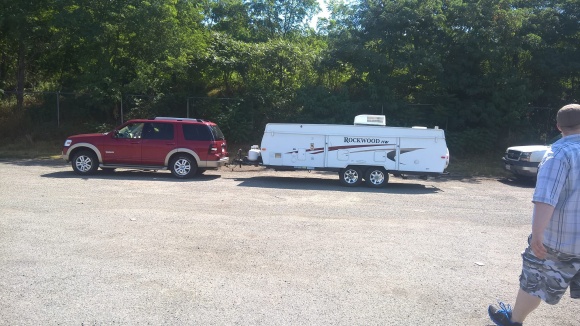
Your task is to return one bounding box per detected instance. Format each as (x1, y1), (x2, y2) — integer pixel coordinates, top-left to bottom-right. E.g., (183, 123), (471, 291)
(353, 115), (386, 126)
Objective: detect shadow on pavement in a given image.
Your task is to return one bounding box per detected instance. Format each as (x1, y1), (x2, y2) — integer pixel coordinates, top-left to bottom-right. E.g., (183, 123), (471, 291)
(41, 169), (220, 182)
(0, 158), (68, 167)
(0, 158), (219, 182)
(4, 158), (519, 190)
(229, 176), (441, 194)
(497, 176), (536, 188)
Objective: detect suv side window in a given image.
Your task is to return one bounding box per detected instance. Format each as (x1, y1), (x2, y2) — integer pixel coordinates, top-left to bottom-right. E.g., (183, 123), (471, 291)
(117, 123), (144, 139)
(142, 123), (174, 140)
(182, 124), (213, 141)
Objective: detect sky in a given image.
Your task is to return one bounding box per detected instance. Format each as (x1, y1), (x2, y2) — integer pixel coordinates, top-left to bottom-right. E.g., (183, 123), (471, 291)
(310, 0), (330, 28)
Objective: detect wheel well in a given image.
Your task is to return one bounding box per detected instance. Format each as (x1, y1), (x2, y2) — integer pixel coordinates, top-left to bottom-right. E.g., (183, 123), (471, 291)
(69, 147), (97, 161)
(169, 152), (197, 166)
(344, 165), (369, 175)
(352, 166), (391, 180)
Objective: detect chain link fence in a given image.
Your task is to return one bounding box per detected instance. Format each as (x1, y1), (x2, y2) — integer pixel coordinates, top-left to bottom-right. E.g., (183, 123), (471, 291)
(1, 91), (242, 125)
(0, 90), (559, 150)
(0, 91), (249, 144)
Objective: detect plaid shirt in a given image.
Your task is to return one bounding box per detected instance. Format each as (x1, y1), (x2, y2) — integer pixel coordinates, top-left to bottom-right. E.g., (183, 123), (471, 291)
(533, 133), (580, 255)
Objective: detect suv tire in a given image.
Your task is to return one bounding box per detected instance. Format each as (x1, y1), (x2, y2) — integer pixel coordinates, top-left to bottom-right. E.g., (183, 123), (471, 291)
(170, 155), (197, 178)
(72, 150), (99, 175)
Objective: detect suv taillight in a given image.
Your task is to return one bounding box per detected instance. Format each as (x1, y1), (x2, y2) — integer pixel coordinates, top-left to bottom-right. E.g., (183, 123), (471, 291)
(209, 142), (217, 153)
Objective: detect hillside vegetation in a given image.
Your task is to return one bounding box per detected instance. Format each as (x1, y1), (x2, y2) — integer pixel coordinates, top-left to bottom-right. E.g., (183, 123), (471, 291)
(1, 1), (577, 155)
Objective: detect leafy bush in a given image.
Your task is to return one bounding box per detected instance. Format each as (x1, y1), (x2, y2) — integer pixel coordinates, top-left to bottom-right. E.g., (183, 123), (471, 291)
(446, 128), (498, 156)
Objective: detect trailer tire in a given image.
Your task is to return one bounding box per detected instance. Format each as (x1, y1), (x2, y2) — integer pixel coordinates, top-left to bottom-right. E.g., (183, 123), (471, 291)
(365, 167), (388, 188)
(339, 167), (363, 187)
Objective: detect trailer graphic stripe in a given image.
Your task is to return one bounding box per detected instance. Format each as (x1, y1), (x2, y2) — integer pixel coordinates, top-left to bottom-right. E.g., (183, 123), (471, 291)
(328, 144), (392, 151)
(284, 147), (325, 155)
(285, 144), (392, 155)
(387, 148), (422, 162)
(284, 145), (421, 160)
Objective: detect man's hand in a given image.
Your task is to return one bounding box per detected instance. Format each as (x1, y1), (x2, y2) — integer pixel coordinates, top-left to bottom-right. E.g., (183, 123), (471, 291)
(531, 233), (547, 259)
(530, 202), (555, 260)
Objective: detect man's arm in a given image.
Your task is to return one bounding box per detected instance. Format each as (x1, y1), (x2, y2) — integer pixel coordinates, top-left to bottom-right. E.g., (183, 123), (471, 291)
(531, 202), (555, 259)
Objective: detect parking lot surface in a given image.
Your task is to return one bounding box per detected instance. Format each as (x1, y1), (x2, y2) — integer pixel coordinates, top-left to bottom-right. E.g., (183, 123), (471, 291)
(0, 160), (577, 325)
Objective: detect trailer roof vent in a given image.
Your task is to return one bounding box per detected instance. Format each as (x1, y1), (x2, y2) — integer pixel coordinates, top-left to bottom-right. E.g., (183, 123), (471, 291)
(354, 115), (386, 126)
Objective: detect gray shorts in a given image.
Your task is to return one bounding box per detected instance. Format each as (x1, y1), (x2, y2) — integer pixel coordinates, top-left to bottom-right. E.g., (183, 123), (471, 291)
(519, 237), (580, 305)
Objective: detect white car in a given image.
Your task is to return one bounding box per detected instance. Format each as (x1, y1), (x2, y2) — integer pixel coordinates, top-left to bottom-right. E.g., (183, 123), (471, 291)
(502, 145), (549, 178)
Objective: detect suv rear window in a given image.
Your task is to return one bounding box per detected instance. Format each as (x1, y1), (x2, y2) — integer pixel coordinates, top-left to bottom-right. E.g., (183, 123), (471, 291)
(182, 124), (213, 141)
(210, 125), (225, 140)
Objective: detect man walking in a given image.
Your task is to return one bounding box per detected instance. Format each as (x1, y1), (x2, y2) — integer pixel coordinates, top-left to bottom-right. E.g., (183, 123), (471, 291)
(488, 104), (580, 326)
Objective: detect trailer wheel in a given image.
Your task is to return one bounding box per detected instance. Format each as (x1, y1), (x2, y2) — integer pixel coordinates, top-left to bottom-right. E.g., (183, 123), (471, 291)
(365, 167), (388, 188)
(339, 167), (363, 187)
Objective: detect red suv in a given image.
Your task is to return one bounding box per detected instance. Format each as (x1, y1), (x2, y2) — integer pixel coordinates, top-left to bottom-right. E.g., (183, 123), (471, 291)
(62, 117), (229, 178)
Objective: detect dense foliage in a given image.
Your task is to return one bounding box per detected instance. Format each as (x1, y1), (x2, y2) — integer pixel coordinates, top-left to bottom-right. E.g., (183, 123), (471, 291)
(1, 0), (579, 153)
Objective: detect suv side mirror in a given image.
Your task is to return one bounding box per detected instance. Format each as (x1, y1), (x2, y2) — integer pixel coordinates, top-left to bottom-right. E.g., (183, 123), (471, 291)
(113, 130), (120, 138)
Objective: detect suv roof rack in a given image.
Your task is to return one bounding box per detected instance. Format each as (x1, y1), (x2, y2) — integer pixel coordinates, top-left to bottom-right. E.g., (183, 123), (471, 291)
(154, 117), (208, 122)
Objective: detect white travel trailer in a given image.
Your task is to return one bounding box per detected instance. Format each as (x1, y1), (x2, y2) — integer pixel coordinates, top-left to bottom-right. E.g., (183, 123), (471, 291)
(244, 115), (449, 187)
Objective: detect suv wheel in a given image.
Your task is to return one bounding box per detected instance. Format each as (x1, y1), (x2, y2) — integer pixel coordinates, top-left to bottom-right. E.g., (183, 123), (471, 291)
(72, 150), (99, 175)
(170, 155), (197, 178)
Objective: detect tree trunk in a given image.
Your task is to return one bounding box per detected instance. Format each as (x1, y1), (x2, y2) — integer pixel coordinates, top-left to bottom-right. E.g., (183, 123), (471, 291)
(16, 42), (26, 110)
(0, 50), (6, 88)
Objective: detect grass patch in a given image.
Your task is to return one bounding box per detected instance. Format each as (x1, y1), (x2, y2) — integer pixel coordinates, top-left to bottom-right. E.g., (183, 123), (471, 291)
(0, 137), (62, 159)
(447, 153), (511, 178)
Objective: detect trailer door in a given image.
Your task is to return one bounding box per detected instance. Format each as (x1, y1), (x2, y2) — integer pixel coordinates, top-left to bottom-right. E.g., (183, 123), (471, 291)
(281, 134), (326, 168)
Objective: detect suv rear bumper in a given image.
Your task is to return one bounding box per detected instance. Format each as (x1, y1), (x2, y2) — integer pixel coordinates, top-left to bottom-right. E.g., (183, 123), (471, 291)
(502, 157), (538, 177)
(206, 156), (229, 168)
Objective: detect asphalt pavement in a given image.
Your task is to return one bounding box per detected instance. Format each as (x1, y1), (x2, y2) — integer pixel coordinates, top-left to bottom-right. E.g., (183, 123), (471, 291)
(0, 159), (577, 325)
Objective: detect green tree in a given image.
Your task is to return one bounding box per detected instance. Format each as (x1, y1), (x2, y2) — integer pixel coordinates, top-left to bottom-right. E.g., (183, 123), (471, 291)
(0, 0), (57, 109)
(204, 0), (253, 41)
(50, 0), (208, 118)
(247, 0), (320, 39)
